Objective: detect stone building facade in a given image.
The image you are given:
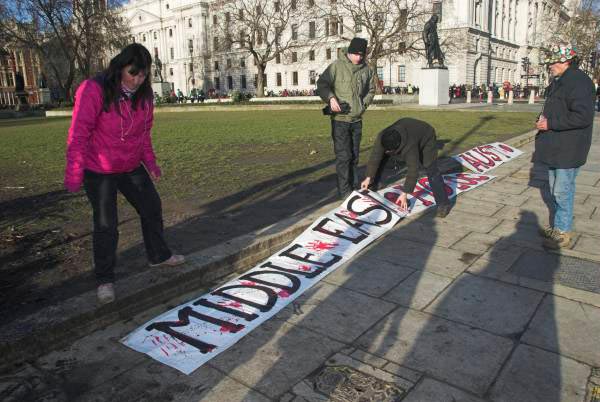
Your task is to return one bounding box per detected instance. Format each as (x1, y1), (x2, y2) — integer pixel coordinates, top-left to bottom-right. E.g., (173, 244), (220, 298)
(119, 0), (578, 96)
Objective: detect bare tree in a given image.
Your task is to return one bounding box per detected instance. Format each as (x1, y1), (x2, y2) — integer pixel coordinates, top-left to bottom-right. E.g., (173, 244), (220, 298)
(211, 0), (323, 97)
(540, 0), (600, 75)
(0, 0), (130, 101)
(325, 0), (439, 70)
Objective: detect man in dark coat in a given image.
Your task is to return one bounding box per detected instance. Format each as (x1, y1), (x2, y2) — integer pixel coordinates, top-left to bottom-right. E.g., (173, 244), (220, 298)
(360, 118), (451, 217)
(535, 43), (595, 249)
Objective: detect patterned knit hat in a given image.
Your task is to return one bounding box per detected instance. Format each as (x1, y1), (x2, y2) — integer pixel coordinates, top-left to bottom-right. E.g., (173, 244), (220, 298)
(543, 43), (577, 65)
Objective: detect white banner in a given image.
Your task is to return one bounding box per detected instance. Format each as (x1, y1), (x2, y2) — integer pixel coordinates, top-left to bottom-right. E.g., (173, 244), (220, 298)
(122, 173), (495, 374)
(452, 142), (523, 173)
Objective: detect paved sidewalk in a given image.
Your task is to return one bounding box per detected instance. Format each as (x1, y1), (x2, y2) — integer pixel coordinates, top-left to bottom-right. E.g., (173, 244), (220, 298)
(2, 120), (599, 402)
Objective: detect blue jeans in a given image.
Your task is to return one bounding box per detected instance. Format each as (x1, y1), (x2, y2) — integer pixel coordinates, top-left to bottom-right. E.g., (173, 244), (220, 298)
(548, 167), (579, 232)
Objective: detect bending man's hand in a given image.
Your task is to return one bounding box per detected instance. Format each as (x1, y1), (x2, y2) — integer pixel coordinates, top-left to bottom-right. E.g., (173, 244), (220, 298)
(536, 115), (548, 131)
(330, 97), (341, 113)
(360, 177), (371, 191)
(395, 193), (408, 211)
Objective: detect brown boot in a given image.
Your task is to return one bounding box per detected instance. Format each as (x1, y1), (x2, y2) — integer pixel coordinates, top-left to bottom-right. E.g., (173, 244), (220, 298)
(543, 230), (572, 249)
(539, 226), (555, 239)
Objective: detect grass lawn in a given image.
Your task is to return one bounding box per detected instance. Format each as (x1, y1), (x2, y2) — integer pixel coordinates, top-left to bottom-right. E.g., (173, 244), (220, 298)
(0, 108), (538, 311)
(0, 109), (536, 206)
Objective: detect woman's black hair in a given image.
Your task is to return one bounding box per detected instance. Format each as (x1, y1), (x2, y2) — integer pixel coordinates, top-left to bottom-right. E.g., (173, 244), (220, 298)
(97, 43), (153, 112)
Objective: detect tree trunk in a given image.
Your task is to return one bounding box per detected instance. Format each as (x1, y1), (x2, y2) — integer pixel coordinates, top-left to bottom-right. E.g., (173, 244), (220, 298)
(255, 63), (266, 98)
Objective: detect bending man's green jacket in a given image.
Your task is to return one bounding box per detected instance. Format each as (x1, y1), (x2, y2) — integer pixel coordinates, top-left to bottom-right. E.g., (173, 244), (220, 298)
(366, 118), (439, 194)
(316, 49), (376, 122)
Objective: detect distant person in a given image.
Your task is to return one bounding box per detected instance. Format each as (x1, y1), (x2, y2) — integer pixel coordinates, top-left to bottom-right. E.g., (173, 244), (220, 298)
(176, 88), (184, 103)
(64, 43), (185, 304)
(360, 117), (451, 218)
(535, 43), (594, 249)
(317, 37), (376, 199)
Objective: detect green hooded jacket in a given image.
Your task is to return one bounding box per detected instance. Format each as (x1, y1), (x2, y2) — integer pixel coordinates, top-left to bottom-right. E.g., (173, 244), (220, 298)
(316, 49), (376, 122)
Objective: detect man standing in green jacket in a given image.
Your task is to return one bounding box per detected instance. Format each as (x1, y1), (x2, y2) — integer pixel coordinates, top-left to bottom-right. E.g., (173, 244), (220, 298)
(317, 37), (376, 199)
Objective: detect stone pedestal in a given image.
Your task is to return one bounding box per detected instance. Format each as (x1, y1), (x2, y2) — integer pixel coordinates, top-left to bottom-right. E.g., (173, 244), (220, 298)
(487, 91), (493, 103)
(528, 90), (536, 104)
(151, 82), (171, 97)
(508, 90), (514, 104)
(39, 88), (51, 104)
(466, 91), (471, 103)
(418, 68), (449, 106)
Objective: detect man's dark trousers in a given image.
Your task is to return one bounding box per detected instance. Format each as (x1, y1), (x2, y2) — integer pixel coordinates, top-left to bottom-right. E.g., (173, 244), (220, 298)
(331, 120), (362, 197)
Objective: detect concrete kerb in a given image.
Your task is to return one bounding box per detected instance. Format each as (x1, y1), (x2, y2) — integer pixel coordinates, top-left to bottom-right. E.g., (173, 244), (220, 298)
(0, 128), (539, 373)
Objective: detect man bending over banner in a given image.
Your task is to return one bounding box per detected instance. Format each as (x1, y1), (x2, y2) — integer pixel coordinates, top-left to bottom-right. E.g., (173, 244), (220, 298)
(360, 117), (452, 218)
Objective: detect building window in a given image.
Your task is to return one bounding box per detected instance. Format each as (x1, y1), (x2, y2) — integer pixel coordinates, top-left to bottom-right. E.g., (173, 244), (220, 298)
(213, 15), (217, 25)
(324, 19), (329, 36)
(227, 75), (233, 89)
(153, 31), (157, 39)
(291, 52), (297, 62)
(291, 24), (298, 40)
(143, 34), (146, 41)
(188, 39), (193, 54)
(276, 53), (281, 64)
(309, 21), (316, 39)
(309, 70), (316, 85)
(355, 17), (362, 33)
(169, 68), (173, 76)
(213, 37), (219, 51)
(240, 58), (246, 68)
(214, 61), (219, 70)
(215, 77), (220, 90)
(309, 50), (315, 61)
(188, 18), (192, 28)
(274, 1), (280, 12)
(377, 66), (384, 81)
(166, 3), (169, 9)
(189, 63), (194, 72)
(398, 65), (406, 82)
(292, 71), (298, 86)
(326, 48), (331, 59)
(339, 17), (344, 35)
(241, 75), (247, 89)
(227, 58), (232, 68)
(276, 72), (282, 86)
(169, 28), (173, 37)
(239, 9), (244, 19)
(225, 12), (230, 22)
(308, 0), (314, 6)
(291, 0), (297, 10)
(170, 47), (174, 59)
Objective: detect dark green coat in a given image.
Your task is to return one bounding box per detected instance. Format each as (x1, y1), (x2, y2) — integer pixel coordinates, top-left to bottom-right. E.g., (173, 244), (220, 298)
(316, 52), (376, 122)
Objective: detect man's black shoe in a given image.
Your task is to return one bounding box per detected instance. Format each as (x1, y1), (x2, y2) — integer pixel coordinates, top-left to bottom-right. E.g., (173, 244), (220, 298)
(436, 203), (451, 218)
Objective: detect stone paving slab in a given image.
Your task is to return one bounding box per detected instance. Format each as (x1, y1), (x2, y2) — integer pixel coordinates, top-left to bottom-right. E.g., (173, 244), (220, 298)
(573, 217), (600, 236)
(488, 344), (590, 402)
(424, 274), (543, 336)
(209, 321), (344, 399)
(449, 196), (506, 217)
(573, 234), (600, 256)
(354, 307), (513, 395)
(322, 256), (415, 298)
(402, 377), (486, 402)
(484, 180), (530, 195)
(450, 232), (501, 255)
(522, 296), (600, 366)
(461, 188), (529, 207)
(274, 282), (397, 343)
(510, 249), (600, 294)
(521, 186), (589, 205)
(388, 218), (471, 248)
(364, 238), (475, 278)
(430, 210), (502, 234)
(489, 220), (556, 250)
(382, 271), (453, 310)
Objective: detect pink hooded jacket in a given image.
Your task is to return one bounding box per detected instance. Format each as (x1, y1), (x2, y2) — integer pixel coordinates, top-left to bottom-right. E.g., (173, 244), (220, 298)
(64, 79), (160, 192)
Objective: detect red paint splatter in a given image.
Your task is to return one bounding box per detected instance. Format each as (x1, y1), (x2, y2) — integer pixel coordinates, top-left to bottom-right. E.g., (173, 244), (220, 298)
(278, 290), (290, 298)
(306, 240), (338, 252)
(240, 280), (257, 286)
(339, 209), (358, 219)
(299, 265), (312, 272)
(225, 301), (242, 308)
(361, 196), (379, 206)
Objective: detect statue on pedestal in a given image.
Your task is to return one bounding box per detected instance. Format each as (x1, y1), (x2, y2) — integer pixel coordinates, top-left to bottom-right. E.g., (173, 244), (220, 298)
(423, 14), (445, 68)
(153, 55), (164, 83)
(14, 71), (29, 110)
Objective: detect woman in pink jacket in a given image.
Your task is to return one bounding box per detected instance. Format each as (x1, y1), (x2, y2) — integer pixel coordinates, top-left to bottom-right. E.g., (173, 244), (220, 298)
(64, 44), (184, 304)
